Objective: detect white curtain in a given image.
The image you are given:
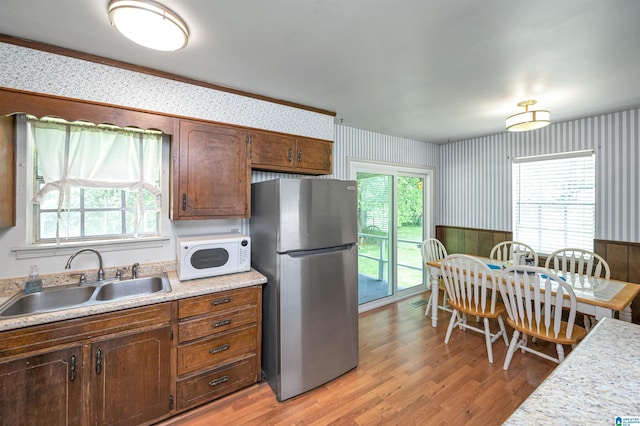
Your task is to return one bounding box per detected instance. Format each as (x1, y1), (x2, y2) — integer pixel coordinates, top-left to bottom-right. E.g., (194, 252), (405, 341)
(28, 118), (162, 241)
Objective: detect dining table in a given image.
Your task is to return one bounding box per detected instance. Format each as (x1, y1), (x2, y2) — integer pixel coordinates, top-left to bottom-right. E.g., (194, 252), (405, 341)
(426, 256), (640, 328)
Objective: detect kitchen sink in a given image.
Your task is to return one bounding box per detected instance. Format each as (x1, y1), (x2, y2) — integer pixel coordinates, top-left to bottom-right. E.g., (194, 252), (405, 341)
(0, 273), (171, 318)
(0, 285), (96, 317)
(95, 275), (169, 301)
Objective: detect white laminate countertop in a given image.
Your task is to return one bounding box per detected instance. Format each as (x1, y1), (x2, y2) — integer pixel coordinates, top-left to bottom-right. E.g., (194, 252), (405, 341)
(0, 269), (267, 332)
(504, 317), (640, 426)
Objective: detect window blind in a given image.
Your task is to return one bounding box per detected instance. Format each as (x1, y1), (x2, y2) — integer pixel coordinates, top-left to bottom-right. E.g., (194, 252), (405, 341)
(512, 150), (595, 255)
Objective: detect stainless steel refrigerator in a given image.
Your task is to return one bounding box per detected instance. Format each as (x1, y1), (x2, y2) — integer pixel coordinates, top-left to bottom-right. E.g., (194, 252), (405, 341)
(250, 178), (359, 401)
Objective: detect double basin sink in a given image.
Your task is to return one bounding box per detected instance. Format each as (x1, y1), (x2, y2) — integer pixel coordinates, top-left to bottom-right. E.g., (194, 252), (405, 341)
(0, 273), (171, 318)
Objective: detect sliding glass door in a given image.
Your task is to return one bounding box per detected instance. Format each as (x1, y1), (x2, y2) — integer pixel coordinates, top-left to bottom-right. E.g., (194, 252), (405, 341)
(351, 161), (433, 310)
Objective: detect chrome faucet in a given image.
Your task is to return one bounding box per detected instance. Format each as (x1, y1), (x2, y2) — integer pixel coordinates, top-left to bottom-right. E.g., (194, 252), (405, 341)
(65, 249), (104, 281)
(131, 262), (139, 279)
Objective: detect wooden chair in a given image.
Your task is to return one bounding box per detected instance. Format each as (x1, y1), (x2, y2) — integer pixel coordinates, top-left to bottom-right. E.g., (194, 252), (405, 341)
(498, 266), (587, 370)
(421, 238), (450, 317)
(490, 241), (538, 266)
(440, 254), (509, 363)
(545, 248), (610, 331)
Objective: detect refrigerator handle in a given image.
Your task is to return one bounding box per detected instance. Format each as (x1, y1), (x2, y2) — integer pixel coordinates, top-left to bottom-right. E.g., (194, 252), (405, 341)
(286, 244), (355, 258)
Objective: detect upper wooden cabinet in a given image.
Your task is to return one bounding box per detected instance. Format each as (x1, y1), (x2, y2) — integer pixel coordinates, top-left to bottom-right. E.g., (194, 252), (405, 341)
(250, 131), (332, 175)
(171, 120), (251, 220)
(0, 115), (15, 228)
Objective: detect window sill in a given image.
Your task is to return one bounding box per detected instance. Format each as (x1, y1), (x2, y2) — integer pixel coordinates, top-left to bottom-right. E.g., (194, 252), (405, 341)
(11, 236), (171, 260)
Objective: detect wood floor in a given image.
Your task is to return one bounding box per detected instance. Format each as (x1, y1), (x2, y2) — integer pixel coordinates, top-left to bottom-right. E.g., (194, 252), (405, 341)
(159, 293), (561, 426)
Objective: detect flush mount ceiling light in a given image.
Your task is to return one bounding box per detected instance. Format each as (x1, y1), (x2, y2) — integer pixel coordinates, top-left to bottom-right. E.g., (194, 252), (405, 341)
(506, 100), (551, 132)
(108, 0), (189, 51)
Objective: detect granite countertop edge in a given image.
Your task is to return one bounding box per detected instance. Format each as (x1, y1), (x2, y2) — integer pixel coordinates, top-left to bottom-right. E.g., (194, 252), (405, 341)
(0, 269), (267, 332)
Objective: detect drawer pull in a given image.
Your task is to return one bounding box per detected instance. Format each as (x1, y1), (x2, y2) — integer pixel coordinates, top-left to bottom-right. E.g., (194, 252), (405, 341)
(208, 375), (230, 387)
(95, 349), (102, 374)
(69, 354), (77, 382)
(212, 297), (231, 306)
(209, 344), (231, 354)
(212, 319), (232, 328)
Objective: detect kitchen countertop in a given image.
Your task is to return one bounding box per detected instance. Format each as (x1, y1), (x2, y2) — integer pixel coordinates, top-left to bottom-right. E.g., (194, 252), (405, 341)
(0, 269), (267, 332)
(503, 317), (640, 425)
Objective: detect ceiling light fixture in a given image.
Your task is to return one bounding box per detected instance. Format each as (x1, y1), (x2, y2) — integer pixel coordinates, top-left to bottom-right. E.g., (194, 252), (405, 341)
(505, 100), (551, 132)
(108, 0), (189, 51)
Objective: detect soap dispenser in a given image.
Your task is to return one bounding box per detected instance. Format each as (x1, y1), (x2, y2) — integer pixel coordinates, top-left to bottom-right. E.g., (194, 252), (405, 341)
(24, 265), (43, 294)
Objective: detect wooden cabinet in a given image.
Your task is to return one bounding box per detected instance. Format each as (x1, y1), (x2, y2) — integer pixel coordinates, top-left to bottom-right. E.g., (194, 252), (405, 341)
(89, 326), (172, 426)
(0, 303), (173, 426)
(0, 115), (15, 228)
(0, 344), (83, 425)
(250, 131), (332, 175)
(175, 286), (262, 410)
(171, 120), (251, 220)
(0, 286), (264, 424)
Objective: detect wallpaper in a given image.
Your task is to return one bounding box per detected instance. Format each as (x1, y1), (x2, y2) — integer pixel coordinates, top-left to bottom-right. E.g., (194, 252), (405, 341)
(439, 108), (640, 243)
(0, 42), (333, 140)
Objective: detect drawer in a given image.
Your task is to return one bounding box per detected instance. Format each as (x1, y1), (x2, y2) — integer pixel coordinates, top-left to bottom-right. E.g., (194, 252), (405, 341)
(176, 356), (257, 410)
(178, 287), (258, 319)
(178, 305), (257, 343)
(177, 325), (257, 375)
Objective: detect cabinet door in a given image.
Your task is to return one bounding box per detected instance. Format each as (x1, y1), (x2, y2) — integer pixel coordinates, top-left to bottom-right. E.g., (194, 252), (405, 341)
(0, 344), (82, 426)
(250, 131), (296, 171)
(89, 326), (172, 426)
(0, 115), (15, 228)
(295, 137), (333, 174)
(174, 120), (250, 219)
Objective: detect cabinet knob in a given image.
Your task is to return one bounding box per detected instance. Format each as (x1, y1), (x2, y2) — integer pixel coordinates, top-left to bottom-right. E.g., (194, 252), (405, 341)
(297, 149), (302, 163)
(287, 148), (293, 162)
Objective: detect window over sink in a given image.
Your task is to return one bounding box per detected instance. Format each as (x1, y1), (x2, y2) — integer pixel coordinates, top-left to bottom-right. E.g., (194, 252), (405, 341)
(26, 116), (163, 244)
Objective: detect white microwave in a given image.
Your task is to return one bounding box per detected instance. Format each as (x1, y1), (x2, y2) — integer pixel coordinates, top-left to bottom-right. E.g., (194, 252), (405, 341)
(176, 233), (251, 281)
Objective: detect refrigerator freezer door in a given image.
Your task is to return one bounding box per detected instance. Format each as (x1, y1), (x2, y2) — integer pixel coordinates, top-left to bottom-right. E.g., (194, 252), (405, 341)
(268, 179), (357, 252)
(276, 244), (359, 401)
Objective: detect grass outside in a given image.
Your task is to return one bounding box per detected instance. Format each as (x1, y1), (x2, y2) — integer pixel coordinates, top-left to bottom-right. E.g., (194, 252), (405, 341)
(358, 225), (424, 289)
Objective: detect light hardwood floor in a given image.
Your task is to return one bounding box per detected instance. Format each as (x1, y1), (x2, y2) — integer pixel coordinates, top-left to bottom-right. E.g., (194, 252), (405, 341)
(160, 293), (560, 425)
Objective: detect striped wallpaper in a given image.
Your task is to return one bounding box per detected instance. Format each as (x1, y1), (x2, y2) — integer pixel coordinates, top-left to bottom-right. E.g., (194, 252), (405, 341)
(332, 125), (440, 180)
(439, 108), (640, 243)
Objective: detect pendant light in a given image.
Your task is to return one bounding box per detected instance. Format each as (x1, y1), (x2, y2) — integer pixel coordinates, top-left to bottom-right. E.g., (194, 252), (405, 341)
(108, 0), (189, 51)
(506, 100), (551, 132)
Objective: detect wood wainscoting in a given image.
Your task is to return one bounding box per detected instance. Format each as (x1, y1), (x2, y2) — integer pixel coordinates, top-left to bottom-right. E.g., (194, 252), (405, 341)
(436, 225), (512, 258)
(434, 228), (640, 324)
(595, 239), (640, 324)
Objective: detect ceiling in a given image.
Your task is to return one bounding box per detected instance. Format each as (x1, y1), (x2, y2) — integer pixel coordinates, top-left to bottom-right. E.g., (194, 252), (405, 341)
(1, 0), (640, 144)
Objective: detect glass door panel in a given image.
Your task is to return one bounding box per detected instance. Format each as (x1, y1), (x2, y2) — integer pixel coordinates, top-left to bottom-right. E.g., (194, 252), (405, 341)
(352, 161), (432, 310)
(396, 176), (424, 292)
(357, 172), (392, 304)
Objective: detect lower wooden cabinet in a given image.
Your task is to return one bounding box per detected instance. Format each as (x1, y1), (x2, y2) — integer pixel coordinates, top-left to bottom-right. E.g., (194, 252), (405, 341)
(0, 303), (173, 426)
(0, 344), (83, 425)
(89, 326), (172, 426)
(176, 286), (262, 411)
(176, 355), (257, 409)
(0, 286), (263, 425)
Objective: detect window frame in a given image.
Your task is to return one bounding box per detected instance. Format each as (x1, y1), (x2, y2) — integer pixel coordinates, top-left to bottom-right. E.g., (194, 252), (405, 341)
(512, 149), (596, 255)
(28, 116), (163, 244)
